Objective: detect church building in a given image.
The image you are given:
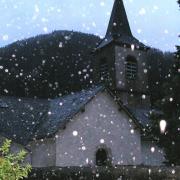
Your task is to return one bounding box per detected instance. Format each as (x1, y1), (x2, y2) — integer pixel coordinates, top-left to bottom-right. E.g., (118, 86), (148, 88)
(0, 0), (165, 167)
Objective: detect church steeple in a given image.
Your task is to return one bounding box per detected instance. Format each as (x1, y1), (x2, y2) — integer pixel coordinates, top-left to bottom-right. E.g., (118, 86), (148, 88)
(94, 0), (150, 108)
(96, 0), (147, 50)
(106, 0), (132, 38)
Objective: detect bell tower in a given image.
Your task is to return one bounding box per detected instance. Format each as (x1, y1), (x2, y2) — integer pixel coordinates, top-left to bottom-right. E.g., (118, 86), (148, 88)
(94, 0), (150, 108)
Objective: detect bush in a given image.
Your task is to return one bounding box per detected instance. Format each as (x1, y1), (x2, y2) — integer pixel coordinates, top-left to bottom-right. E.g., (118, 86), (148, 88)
(0, 139), (31, 180)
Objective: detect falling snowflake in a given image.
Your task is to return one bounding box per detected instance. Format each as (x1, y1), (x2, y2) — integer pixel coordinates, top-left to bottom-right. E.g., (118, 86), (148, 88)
(59, 42), (63, 48)
(169, 97), (173, 102)
(130, 129), (134, 134)
(59, 102), (63, 106)
(143, 69), (148, 74)
(139, 8), (146, 15)
(72, 131), (78, 136)
(131, 44), (135, 51)
(151, 147), (155, 153)
(159, 120), (167, 134)
(43, 27), (48, 33)
(86, 158), (89, 164)
(48, 111), (52, 115)
(100, 2), (105, 6)
(2, 34), (9, 41)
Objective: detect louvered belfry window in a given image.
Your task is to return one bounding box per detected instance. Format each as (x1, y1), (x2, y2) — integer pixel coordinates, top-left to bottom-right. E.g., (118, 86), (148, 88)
(125, 55), (137, 80)
(100, 58), (109, 81)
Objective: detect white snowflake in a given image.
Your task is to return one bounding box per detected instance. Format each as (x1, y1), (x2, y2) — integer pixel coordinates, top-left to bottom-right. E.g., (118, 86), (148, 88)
(72, 131), (78, 136)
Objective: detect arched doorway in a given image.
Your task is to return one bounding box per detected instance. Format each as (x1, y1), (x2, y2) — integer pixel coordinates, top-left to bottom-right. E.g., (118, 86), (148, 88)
(96, 148), (108, 166)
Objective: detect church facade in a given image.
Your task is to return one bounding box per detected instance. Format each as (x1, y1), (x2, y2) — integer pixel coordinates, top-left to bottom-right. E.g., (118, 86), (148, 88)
(0, 0), (165, 167)
(0, 86), (165, 167)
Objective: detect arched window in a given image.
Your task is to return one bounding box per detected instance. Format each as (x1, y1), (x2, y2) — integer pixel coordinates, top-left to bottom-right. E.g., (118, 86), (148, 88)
(99, 58), (109, 81)
(96, 148), (108, 166)
(125, 55), (137, 80)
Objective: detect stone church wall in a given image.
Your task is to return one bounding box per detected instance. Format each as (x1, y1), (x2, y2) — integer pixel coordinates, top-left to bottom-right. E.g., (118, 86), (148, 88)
(28, 138), (55, 167)
(141, 140), (165, 166)
(115, 46), (149, 94)
(55, 91), (142, 166)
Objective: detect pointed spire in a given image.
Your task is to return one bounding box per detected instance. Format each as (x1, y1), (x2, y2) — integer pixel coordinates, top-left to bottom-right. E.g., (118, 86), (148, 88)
(96, 0), (148, 50)
(106, 0), (132, 38)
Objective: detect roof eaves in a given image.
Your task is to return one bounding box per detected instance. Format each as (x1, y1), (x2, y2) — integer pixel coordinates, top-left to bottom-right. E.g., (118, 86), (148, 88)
(34, 85), (105, 140)
(95, 39), (114, 51)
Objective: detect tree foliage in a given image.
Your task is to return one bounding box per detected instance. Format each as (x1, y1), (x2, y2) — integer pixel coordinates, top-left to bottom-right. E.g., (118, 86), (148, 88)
(147, 48), (175, 104)
(0, 139), (31, 180)
(150, 70), (180, 165)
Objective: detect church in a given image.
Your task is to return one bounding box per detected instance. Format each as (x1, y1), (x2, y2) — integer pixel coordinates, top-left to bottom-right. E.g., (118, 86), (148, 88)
(0, 0), (165, 167)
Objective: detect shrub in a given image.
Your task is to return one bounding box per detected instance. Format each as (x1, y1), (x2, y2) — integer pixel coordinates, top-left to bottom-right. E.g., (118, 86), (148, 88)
(0, 139), (31, 180)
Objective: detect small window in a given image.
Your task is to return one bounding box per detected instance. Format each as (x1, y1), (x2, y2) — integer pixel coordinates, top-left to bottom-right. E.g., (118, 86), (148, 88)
(125, 55), (137, 80)
(0, 99), (8, 108)
(96, 148), (108, 166)
(99, 58), (109, 81)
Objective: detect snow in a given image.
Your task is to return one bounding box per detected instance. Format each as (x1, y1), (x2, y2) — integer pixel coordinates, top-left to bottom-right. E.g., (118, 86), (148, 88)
(139, 8), (146, 16)
(82, 146), (86, 151)
(2, 34), (9, 41)
(100, 139), (105, 144)
(159, 120), (167, 134)
(72, 131), (78, 136)
(142, 95), (146, 99)
(151, 147), (155, 153)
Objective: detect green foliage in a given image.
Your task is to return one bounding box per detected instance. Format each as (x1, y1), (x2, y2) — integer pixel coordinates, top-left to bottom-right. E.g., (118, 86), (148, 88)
(0, 139), (31, 180)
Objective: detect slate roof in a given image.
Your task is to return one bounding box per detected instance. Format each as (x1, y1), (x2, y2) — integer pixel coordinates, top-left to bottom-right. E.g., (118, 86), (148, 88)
(0, 85), (154, 146)
(127, 107), (152, 128)
(0, 97), (49, 145)
(96, 35), (148, 51)
(96, 0), (149, 50)
(0, 86), (103, 145)
(35, 85), (103, 139)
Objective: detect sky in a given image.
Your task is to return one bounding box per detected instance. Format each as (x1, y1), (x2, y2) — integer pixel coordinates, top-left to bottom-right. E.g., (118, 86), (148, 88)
(0, 0), (179, 52)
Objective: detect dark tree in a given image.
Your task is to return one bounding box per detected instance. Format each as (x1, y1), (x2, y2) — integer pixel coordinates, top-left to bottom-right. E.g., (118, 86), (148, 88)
(147, 48), (174, 105)
(150, 1), (180, 165)
(0, 31), (100, 98)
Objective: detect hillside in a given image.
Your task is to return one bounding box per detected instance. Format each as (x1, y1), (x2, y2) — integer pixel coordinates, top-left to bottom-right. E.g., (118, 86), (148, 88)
(0, 30), (175, 102)
(0, 30), (100, 98)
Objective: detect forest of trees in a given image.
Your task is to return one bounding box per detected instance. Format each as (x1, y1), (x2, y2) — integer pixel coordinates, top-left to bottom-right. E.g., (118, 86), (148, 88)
(0, 30), (175, 101)
(149, 0), (180, 165)
(0, 30), (100, 98)
(147, 48), (175, 104)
